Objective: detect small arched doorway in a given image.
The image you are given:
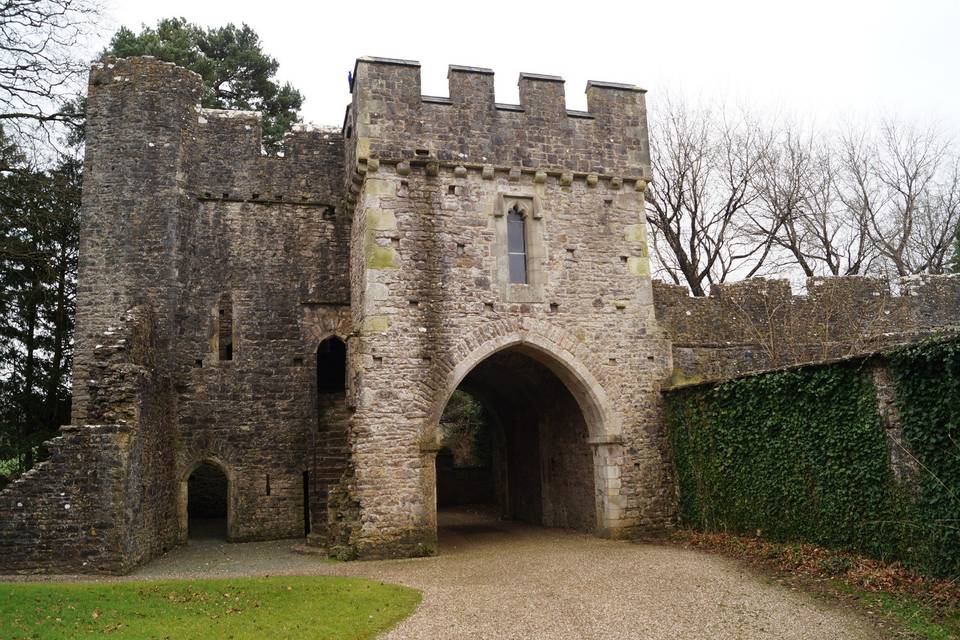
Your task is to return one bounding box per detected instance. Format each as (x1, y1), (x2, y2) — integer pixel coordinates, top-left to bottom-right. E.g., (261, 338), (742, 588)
(434, 344), (598, 539)
(184, 461), (229, 541)
(311, 336), (349, 539)
(317, 336), (346, 394)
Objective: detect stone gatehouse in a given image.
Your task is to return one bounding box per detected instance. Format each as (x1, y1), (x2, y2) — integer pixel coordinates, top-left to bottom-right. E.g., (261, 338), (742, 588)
(1, 56), (958, 574)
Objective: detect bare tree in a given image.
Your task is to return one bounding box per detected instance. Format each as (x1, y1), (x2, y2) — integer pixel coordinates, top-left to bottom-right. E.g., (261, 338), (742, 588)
(645, 96), (774, 296)
(0, 0), (100, 143)
(747, 124), (875, 277)
(839, 119), (959, 276)
(723, 278), (894, 371)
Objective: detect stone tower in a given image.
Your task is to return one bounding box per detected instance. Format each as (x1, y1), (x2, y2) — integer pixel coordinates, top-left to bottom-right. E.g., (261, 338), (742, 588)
(340, 58), (674, 557)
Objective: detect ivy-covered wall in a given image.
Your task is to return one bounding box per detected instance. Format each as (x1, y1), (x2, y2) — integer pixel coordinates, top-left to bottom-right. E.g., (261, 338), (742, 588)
(888, 339), (960, 576)
(666, 339), (960, 577)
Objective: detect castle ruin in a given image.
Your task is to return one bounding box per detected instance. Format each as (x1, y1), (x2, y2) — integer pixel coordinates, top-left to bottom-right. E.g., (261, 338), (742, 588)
(1, 56), (958, 574)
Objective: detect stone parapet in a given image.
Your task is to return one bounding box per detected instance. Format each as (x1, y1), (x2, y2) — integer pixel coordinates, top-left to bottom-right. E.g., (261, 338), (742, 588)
(347, 57), (650, 178)
(656, 275), (960, 383)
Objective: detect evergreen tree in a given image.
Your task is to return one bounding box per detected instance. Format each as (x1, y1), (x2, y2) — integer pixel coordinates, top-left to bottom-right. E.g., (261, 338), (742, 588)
(105, 18), (303, 152)
(0, 130), (79, 484)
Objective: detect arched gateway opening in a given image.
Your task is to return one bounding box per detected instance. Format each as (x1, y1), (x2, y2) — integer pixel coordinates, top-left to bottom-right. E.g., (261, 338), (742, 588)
(434, 343), (602, 538)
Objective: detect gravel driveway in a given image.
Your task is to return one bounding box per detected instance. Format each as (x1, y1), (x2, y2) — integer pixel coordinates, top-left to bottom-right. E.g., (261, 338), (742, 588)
(13, 509), (891, 639)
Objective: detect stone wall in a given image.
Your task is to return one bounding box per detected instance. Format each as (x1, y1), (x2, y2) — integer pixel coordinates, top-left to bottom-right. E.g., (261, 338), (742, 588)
(4, 55), (201, 574)
(171, 71), (353, 543)
(0, 425), (130, 574)
(0, 56), (356, 572)
(0, 304), (170, 573)
(654, 275), (960, 384)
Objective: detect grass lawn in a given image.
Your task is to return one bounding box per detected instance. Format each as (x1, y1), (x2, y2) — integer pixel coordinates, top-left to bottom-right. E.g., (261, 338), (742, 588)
(0, 575), (421, 639)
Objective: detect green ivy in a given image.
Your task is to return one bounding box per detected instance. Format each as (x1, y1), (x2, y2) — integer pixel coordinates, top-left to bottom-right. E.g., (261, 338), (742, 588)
(889, 339), (960, 576)
(666, 351), (959, 578)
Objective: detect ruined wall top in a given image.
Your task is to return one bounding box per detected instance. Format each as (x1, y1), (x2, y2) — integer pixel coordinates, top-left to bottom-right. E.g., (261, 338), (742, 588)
(87, 56), (346, 205)
(655, 274), (960, 384)
(347, 57), (651, 180)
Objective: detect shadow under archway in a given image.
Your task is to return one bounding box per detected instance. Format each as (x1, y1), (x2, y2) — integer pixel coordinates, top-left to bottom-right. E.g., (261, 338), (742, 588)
(435, 345), (597, 543)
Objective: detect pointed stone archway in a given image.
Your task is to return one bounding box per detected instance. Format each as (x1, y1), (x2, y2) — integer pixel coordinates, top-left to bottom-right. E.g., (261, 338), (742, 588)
(423, 332), (627, 544)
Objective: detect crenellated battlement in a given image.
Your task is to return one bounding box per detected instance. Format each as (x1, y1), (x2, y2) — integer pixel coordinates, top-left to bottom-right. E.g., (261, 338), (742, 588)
(347, 57), (650, 178)
(86, 56), (647, 203)
(655, 275), (960, 383)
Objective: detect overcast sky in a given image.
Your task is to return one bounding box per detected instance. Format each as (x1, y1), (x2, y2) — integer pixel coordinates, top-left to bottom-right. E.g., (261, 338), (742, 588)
(99, 0), (960, 135)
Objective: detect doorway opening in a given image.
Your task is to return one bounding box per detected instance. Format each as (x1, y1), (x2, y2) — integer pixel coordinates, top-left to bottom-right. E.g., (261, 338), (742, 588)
(186, 462), (228, 541)
(312, 336), (350, 539)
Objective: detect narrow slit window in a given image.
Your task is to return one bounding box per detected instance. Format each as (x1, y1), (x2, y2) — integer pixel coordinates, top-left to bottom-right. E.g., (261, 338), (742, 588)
(218, 293), (233, 361)
(507, 204), (528, 284)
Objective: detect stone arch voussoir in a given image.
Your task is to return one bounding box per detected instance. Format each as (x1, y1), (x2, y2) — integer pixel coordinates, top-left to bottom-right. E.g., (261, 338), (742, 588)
(423, 319), (621, 447)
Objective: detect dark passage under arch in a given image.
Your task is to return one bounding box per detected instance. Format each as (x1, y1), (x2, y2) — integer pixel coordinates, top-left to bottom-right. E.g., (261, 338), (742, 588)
(187, 462), (228, 541)
(435, 346), (596, 536)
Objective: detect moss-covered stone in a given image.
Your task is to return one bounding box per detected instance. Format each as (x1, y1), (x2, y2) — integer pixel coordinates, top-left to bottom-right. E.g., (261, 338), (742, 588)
(625, 223), (648, 244)
(667, 368), (704, 388)
(366, 245), (399, 269)
(627, 256), (650, 277)
(362, 315), (390, 333)
(366, 208), (397, 231)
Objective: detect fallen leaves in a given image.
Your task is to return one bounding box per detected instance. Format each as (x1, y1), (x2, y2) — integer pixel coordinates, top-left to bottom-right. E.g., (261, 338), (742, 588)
(672, 529), (960, 616)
